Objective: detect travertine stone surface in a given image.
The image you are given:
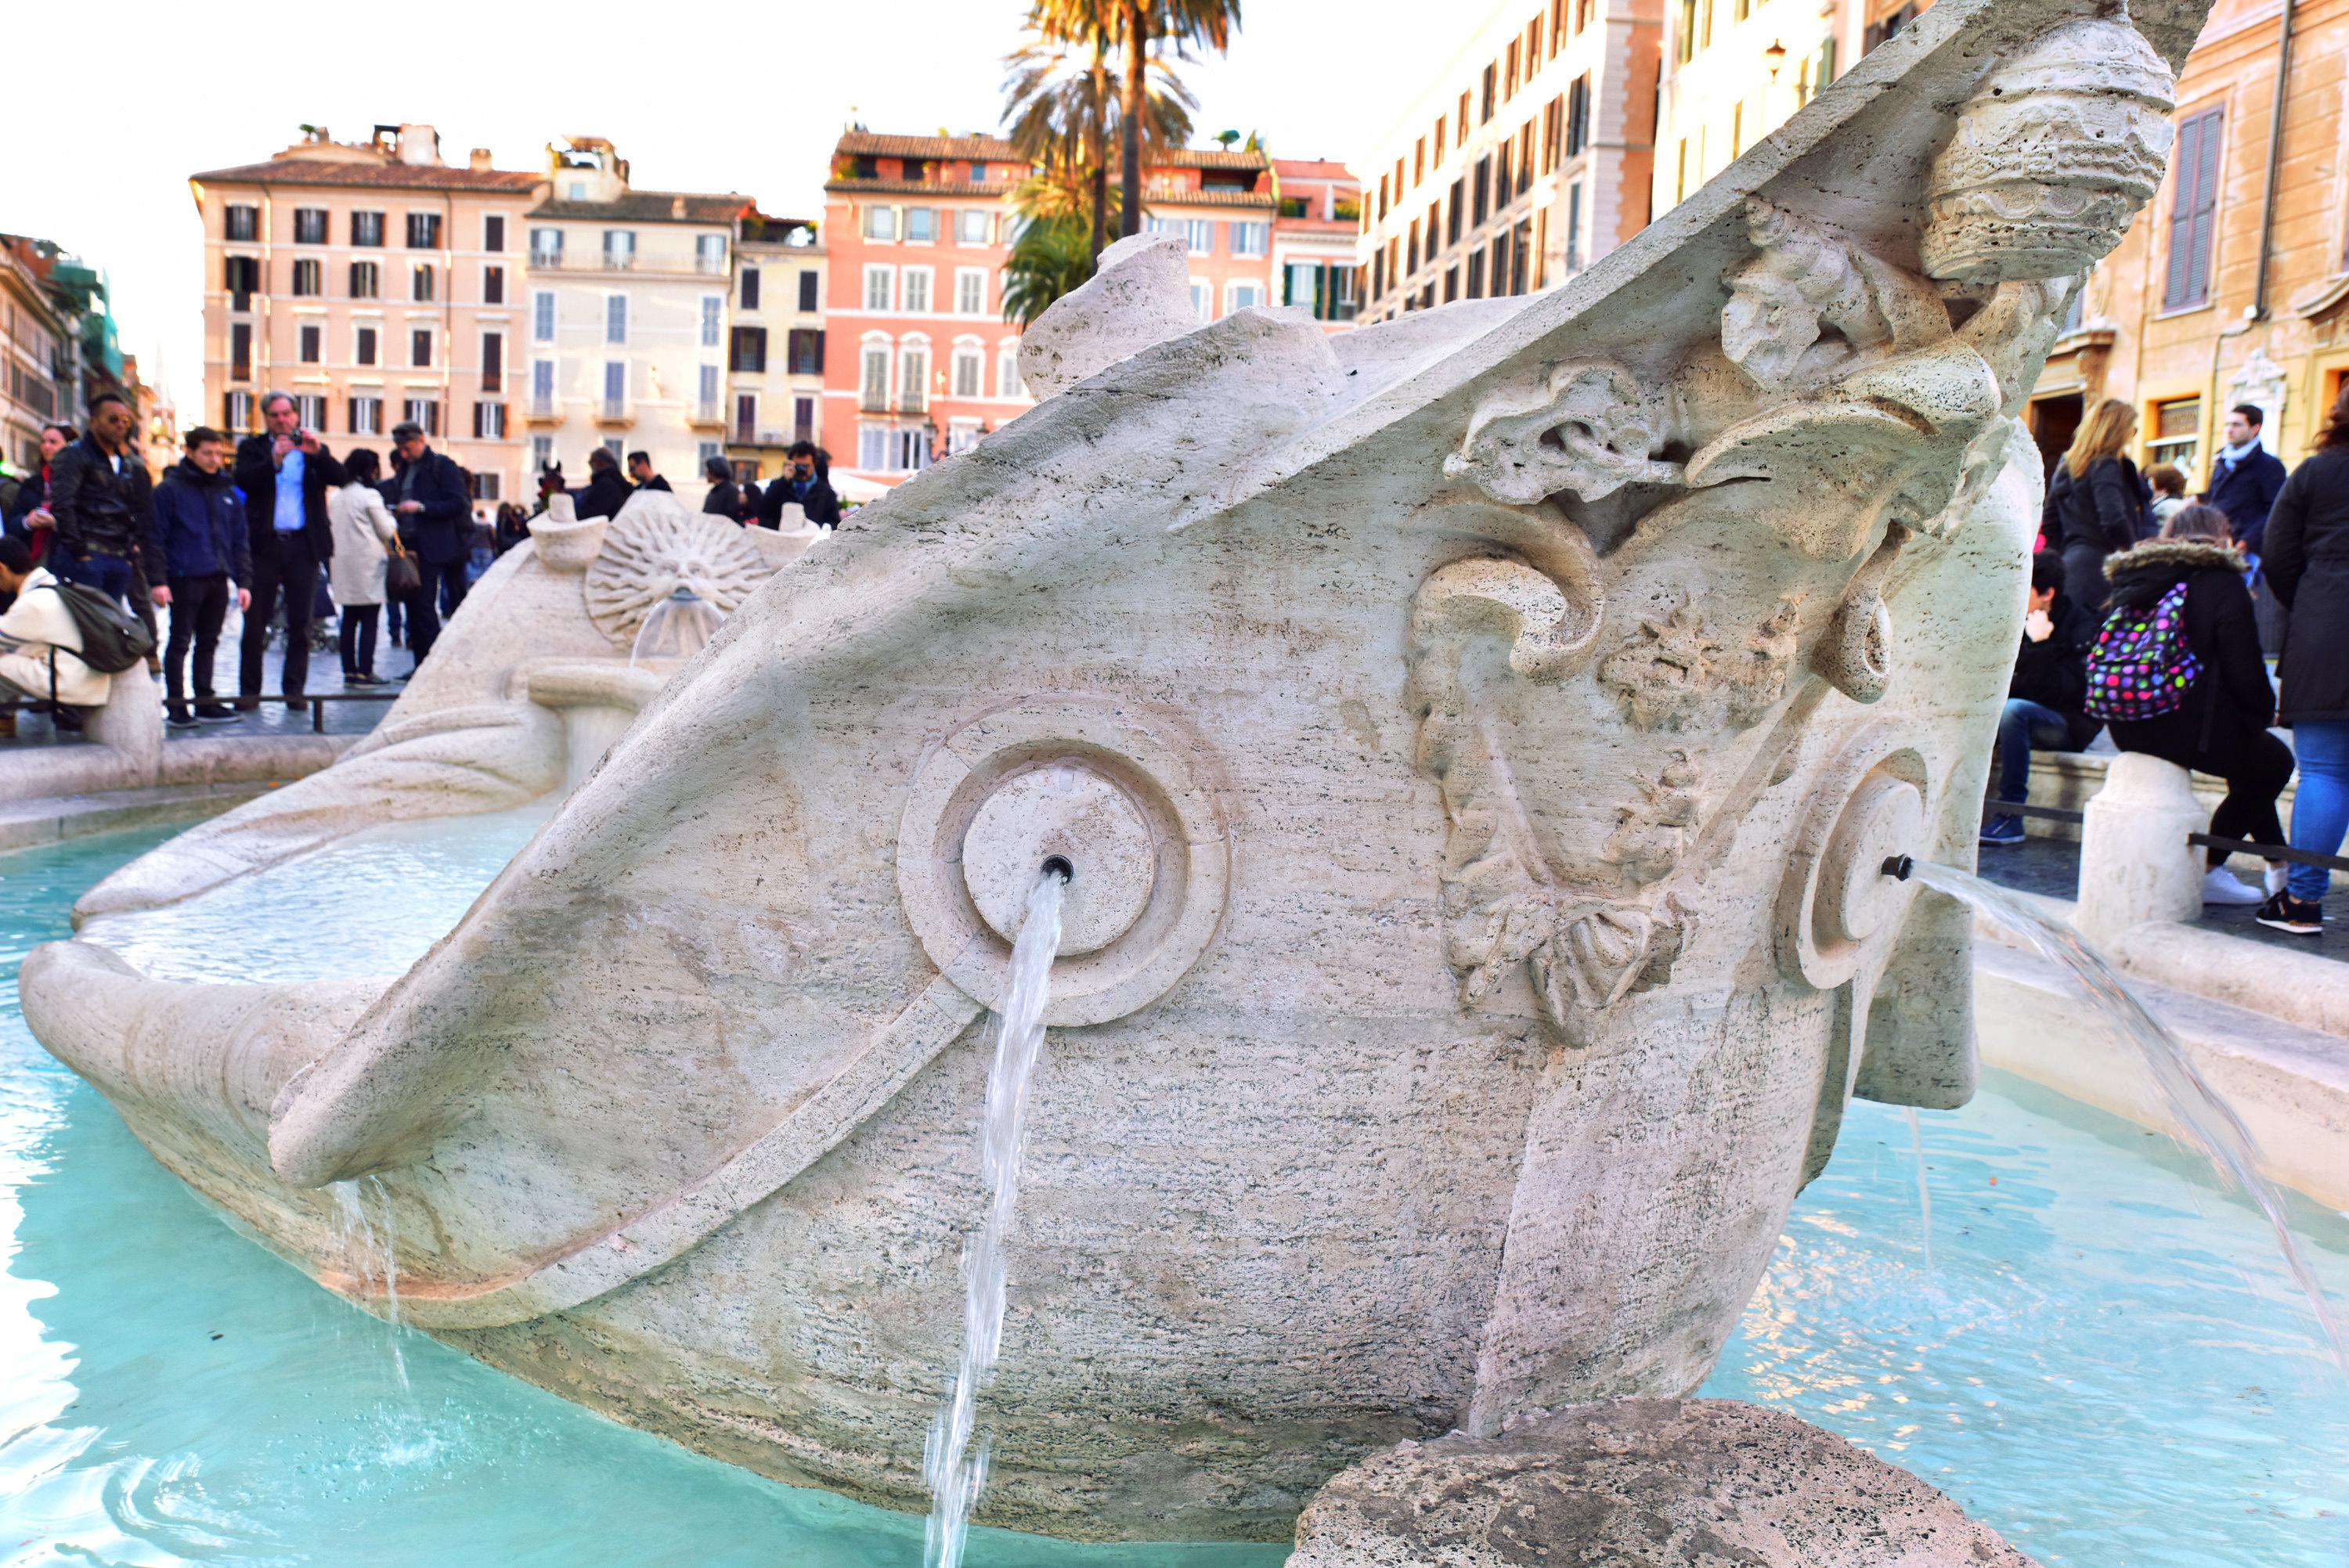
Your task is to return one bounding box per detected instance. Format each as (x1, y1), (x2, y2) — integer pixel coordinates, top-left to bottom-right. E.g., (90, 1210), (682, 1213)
(1289, 1400), (2038, 1567)
(20, 0), (2206, 1545)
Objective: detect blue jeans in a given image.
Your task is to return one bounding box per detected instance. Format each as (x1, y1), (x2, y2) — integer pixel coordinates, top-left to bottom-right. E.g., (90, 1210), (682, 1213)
(56, 550), (133, 607)
(1997, 697), (2072, 805)
(2287, 719), (2349, 903)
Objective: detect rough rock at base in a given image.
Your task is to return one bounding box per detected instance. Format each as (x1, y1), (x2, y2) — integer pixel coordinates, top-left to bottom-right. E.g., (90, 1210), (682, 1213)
(1289, 1398), (2037, 1567)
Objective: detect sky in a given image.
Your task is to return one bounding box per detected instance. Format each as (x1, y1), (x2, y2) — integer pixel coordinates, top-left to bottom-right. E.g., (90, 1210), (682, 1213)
(5, 0), (1503, 420)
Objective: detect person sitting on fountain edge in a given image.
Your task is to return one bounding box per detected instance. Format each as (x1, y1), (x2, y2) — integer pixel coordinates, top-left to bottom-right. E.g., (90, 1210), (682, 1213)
(1983, 550), (2102, 847)
(0, 533), (108, 738)
(2098, 503), (2292, 907)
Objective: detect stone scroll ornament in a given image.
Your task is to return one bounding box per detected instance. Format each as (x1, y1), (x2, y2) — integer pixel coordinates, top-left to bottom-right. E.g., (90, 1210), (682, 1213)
(1403, 556), (1696, 1047)
(1442, 361), (1685, 506)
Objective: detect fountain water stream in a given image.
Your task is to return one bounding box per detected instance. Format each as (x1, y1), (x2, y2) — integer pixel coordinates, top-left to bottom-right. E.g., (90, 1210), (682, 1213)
(1901, 1105), (1935, 1274)
(328, 1173), (408, 1390)
(925, 865), (1068, 1568)
(1895, 858), (2349, 1376)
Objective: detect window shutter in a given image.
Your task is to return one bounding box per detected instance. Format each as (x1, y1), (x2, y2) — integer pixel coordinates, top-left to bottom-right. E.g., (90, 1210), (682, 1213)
(2165, 110), (2223, 308)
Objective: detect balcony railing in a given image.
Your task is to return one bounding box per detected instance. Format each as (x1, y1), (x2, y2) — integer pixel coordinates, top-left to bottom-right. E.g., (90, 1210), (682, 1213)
(529, 396), (557, 419)
(529, 248), (563, 268)
(698, 401), (723, 425)
(899, 391), (928, 415)
(597, 398), (630, 423)
(695, 254), (727, 276)
(603, 251), (636, 272)
(860, 390), (890, 413)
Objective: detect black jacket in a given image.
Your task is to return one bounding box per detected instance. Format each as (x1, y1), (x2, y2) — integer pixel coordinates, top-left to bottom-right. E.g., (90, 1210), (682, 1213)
(2008, 590), (2101, 748)
(759, 467), (842, 528)
(575, 467), (633, 521)
(233, 433), (345, 558)
(2102, 539), (2275, 766)
(2045, 455), (2148, 557)
(48, 434), (157, 563)
(389, 449), (473, 565)
(148, 458), (251, 583)
(702, 479), (742, 521)
(637, 474), (672, 493)
(2263, 445), (2349, 723)
(2203, 443), (2287, 554)
(3, 466), (50, 536)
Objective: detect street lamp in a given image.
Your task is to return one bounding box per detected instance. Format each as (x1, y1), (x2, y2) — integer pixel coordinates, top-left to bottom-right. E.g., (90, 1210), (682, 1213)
(1764, 38), (1788, 75)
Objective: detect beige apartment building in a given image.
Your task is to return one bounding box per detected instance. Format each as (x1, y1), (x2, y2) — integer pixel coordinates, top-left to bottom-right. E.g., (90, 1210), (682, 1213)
(1355, 0), (1662, 324)
(1271, 159), (1362, 331)
(521, 139), (746, 501)
(723, 213), (826, 483)
(1652, 0), (1926, 215)
(2, 240), (74, 474)
(190, 124), (541, 511)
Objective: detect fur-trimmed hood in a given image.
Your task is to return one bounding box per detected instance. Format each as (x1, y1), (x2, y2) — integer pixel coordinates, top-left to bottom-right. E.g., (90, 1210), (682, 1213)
(2105, 538), (2244, 579)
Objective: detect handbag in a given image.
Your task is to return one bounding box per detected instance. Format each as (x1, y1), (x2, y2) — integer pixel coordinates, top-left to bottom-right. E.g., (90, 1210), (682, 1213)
(385, 542), (421, 598)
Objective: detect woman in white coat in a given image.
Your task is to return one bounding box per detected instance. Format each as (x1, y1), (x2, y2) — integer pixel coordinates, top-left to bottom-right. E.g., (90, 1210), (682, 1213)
(327, 448), (402, 686)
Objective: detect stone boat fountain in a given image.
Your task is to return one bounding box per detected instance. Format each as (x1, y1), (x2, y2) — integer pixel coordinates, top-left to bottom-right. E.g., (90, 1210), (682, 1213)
(20, 0), (2210, 1552)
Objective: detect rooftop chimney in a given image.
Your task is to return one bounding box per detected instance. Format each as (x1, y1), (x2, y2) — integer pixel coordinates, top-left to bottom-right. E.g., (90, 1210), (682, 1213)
(396, 124), (443, 167)
(470, 148), (493, 171)
(672, 196), (687, 218)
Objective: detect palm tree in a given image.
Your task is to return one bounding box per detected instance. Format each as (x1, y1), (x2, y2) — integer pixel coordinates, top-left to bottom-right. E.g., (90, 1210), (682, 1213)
(1009, 4), (1197, 262)
(1114, 0), (1241, 238)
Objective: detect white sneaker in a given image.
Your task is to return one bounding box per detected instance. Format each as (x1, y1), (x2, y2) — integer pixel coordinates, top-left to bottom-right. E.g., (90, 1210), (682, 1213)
(2202, 866), (2265, 905)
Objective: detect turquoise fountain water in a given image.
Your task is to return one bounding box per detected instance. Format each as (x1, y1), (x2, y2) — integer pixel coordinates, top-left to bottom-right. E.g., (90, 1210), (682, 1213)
(3, 818), (2345, 1563)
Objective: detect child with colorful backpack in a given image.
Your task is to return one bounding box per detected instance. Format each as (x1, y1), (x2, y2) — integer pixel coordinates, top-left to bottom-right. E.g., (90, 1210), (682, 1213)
(2089, 503), (2291, 907)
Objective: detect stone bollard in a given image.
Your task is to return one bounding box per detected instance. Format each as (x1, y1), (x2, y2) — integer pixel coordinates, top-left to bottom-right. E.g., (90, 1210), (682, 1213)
(81, 665), (164, 784)
(2077, 752), (2203, 943)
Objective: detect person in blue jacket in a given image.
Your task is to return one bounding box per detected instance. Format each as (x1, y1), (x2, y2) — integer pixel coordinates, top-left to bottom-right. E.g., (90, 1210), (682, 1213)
(143, 426), (251, 726)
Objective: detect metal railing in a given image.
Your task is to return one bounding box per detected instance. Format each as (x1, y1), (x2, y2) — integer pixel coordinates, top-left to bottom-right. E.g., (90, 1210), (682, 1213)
(599, 398), (629, 420)
(1983, 798), (2349, 874)
(529, 248), (564, 268)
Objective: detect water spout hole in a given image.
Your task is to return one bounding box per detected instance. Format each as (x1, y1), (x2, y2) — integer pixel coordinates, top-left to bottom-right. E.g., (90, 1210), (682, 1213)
(1040, 855), (1073, 884)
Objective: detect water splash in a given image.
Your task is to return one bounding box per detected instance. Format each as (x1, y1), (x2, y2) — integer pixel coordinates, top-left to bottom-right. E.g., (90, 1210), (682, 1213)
(1903, 859), (2349, 1376)
(630, 585), (726, 668)
(924, 866), (1067, 1568)
(329, 1174), (409, 1391)
(1902, 1105), (1935, 1274)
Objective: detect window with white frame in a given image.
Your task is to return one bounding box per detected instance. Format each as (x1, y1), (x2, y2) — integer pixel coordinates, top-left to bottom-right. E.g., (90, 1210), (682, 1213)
(948, 418), (982, 454)
(605, 294), (628, 344)
(957, 209), (990, 244)
(474, 401), (507, 438)
(225, 390), (254, 432)
(402, 396), (440, 436)
(604, 229), (636, 269)
(859, 424), (888, 470)
(355, 325), (378, 366)
(900, 345), (929, 410)
(893, 429), (931, 471)
(701, 295), (722, 348)
(864, 265), (893, 311)
(905, 208), (936, 243)
(532, 434), (554, 470)
(1186, 218), (1213, 253)
(864, 206), (897, 240)
(1229, 221), (1268, 257)
(350, 395), (382, 435)
(602, 360), (626, 414)
(740, 266), (762, 310)
(475, 471), (502, 500)
(695, 439), (719, 468)
(605, 437), (626, 461)
(861, 344), (890, 407)
(696, 234), (726, 274)
(998, 344), (1023, 399)
(298, 324), (322, 363)
(955, 268), (987, 315)
(903, 269), (933, 313)
(532, 359), (555, 411)
(294, 394), (326, 430)
(532, 290), (555, 341)
(1226, 279), (1265, 312)
(952, 346), (982, 397)
(530, 226), (562, 265)
(1189, 279), (1211, 320)
(698, 363), (720, 414)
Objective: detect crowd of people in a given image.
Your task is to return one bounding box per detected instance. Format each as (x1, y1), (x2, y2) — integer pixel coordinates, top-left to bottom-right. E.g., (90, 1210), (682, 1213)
(0, 391), (845, 736)
(1987, 391), (2347, 937)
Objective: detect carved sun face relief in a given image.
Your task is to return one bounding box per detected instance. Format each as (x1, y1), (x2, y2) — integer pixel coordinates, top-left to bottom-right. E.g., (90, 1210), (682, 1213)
(583, 502), (774, 652)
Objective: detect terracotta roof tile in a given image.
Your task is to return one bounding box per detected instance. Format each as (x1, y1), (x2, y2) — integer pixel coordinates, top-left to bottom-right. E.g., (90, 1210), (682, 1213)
(835, 130), (1026, 161)
(188, 157), (541, 192)
(527, 191), (752, 223)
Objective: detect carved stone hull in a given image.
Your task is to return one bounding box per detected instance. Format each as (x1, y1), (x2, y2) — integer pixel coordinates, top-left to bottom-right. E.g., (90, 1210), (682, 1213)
(19, 0), (2206, 1545)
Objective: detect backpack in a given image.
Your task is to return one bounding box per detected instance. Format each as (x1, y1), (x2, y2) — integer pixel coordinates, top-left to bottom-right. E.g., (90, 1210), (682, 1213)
(45, 578), (156, 675)
(2084, 579), (2199, 723)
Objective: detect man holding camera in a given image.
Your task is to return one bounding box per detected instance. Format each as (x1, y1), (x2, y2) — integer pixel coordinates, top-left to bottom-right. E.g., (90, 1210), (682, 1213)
(234, 391), (344, 712)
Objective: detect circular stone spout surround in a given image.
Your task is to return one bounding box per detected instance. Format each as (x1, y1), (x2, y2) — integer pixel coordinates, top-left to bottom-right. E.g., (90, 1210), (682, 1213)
(898, 699), (1231, 1026)
(962, 766), (1156, 957)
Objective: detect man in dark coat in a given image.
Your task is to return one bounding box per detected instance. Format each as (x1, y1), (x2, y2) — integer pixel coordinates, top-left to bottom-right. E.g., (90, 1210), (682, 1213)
(146, 426), (252, 725)
(233, 391), (345, 708)
(700, 456), (742, 522)
(1982, 552), (2100, 845)
(387, 420), (473, 669)
(626, 451), (671, 492)
(576, 446), (634, 521)
(758, 441), (841, 528)
(47, 392), (157, 610)
(2261, 433), (2349, 932)
(2201, 404), (2287, 553)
